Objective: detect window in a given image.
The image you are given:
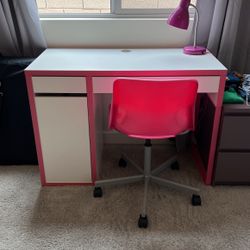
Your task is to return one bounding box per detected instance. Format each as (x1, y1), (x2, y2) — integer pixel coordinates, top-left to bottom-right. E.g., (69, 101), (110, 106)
(37, 0), (196, 16)
(112, 0), (196, 15)
(37, 0), (110, 14)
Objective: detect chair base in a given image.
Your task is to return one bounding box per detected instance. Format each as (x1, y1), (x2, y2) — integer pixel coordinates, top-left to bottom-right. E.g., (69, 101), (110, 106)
(94, 140), (201, 228)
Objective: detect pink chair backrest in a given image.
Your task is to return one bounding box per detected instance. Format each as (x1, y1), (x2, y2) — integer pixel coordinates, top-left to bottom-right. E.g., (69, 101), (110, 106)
(109, 79), (198, 139)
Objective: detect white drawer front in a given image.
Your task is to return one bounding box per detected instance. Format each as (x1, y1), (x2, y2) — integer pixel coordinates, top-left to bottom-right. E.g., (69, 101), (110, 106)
(32, 77), (86, 93)
(92, 76), (220, 93)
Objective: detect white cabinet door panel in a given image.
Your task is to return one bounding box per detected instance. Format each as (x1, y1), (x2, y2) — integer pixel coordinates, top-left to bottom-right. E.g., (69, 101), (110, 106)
(35, 97), (91, 183)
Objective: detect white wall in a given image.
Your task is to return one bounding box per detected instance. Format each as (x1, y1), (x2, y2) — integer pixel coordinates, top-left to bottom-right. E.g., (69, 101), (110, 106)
(40, 18), (193, 48)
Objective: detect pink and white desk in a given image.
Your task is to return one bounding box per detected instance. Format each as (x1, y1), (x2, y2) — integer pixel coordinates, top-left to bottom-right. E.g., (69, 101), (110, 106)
(25, 48), (227, 186)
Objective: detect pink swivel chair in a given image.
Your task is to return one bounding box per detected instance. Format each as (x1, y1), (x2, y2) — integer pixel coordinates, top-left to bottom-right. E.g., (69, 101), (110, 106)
(94, 79), (201, 228)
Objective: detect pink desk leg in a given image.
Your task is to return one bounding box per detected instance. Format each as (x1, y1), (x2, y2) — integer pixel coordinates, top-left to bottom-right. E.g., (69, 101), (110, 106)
(25, 72), (46, 186)
(205, 74), (226, 184)
(86, 76), (97, 184)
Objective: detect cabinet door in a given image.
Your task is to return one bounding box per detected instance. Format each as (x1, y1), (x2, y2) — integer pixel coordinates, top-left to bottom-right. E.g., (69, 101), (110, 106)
(219, 116), (250, 150)
(35, 96), (91, 183)
(214, 152), (250, 184)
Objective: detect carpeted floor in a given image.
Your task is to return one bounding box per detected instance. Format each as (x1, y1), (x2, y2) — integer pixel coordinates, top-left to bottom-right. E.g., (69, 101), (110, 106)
(0, 144), (250, 250)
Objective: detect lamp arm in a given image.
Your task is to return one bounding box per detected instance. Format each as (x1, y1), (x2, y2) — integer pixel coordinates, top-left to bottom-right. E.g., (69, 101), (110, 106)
(189, 3), (199, 48)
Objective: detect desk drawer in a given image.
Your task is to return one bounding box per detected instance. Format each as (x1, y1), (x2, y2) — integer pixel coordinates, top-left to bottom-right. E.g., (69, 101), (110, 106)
(219, 116), (250, 150)
(32, 77), (86, 93)
(214, 152), (250, 184)
(92, 76), (220, 93)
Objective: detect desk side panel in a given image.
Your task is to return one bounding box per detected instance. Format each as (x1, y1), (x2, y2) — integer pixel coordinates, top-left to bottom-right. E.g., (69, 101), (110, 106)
(25, 72), (46, 186)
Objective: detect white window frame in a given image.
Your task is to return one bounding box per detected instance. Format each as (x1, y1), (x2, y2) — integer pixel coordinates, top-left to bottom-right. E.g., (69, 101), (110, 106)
(38, 0), (195, 18)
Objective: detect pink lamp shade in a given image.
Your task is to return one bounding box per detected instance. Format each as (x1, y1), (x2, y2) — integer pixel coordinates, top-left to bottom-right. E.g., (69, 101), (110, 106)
(167, 0), (206, 55)
(167, 0), (190, 30)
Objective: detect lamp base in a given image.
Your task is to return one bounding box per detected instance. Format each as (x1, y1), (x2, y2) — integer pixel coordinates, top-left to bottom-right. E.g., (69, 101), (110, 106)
(183, 46), (207, 55)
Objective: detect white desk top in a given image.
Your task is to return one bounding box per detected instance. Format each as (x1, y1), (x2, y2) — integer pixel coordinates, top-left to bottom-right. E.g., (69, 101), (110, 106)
(26, 48), (227, 73)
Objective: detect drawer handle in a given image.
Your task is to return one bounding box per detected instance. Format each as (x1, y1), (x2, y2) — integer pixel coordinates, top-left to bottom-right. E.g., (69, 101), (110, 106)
(35, 93), (87, 97)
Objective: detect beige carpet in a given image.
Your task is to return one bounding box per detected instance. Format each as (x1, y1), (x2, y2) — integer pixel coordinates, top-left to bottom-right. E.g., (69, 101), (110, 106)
(0, 144), (250, 250)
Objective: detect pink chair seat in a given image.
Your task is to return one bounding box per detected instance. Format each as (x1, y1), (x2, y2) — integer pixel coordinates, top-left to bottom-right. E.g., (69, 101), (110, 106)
(109, 79), (198, 139)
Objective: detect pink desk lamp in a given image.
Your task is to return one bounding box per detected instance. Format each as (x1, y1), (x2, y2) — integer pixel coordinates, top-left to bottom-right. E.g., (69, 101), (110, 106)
(167, 0), (206, 55)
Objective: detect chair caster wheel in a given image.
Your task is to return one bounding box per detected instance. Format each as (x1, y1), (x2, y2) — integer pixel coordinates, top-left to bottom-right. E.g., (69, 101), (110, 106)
(169, 137), (176, 142)
(170, 161), (179, 170)
(191, 194), (201, 206)
(138, 215), (148, 228)
(118, 158), (127, 168)
(93, 187), (103, 198)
